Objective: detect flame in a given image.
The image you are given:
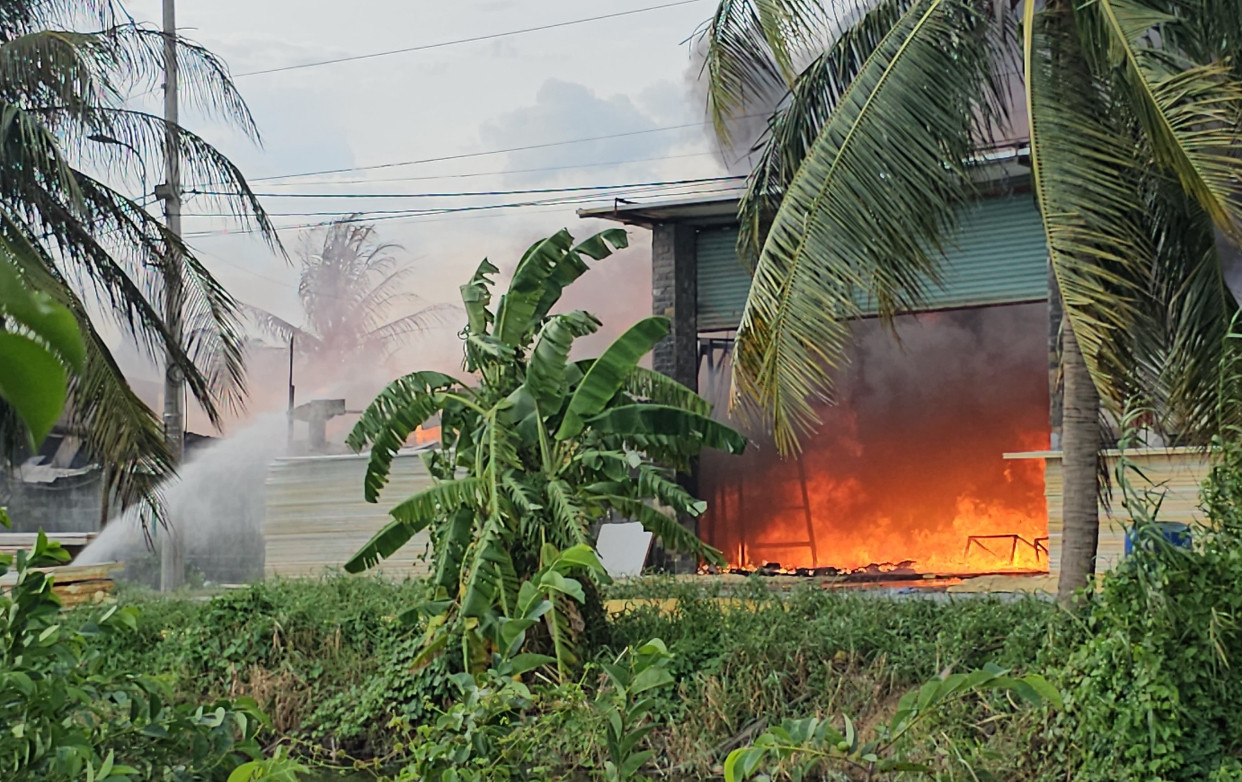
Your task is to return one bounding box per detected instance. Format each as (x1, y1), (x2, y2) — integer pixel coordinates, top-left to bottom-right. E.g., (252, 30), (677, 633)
(698, 305), (1051, 577)
(412, 425), (441, 445)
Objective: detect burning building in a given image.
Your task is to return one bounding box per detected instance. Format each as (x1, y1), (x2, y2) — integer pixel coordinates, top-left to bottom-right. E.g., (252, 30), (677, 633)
(580, 147), (1208, 585)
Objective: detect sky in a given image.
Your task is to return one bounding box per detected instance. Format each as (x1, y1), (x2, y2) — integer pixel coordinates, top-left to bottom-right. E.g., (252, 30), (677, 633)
(108, 0), (747, 425)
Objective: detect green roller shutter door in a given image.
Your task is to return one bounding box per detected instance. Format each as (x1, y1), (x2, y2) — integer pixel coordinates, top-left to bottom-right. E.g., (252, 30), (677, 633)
(696, 226), (754, 331)
(694, 194), (1049, 332)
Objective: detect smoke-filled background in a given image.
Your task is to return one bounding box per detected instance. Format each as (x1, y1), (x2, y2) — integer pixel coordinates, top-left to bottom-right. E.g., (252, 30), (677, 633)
(97, 1), (761, 440)
(699, 303), (1051, 575)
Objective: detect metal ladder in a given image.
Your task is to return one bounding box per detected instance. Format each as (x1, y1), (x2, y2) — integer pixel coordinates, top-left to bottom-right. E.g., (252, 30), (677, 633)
(697, 337), (819, 569)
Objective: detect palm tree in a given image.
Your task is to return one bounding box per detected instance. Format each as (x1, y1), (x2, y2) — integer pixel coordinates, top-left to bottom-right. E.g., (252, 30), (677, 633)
(0, 0), (275, 515)
(248, 217), (455, 367)
(702, 0), (1242, 603)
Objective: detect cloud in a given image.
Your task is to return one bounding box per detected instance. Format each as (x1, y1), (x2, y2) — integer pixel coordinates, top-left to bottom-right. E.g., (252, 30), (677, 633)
(478, 78), (704, 185)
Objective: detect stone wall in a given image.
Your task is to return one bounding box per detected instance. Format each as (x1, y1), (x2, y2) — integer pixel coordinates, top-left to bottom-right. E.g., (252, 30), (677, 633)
(650, 222), (702, 574)
(651, 223), (698, 391)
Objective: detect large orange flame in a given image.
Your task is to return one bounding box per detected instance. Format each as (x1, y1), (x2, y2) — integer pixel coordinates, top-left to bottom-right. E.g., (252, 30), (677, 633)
(698, 304), (1050, 576)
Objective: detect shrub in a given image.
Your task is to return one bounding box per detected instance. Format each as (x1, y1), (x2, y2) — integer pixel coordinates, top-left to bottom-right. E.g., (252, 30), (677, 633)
(1039, 437), (1242, 781)
(0, 533), (278, 781)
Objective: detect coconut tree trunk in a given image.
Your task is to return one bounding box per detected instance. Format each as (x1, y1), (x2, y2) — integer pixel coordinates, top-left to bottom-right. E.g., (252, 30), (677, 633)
(1057, 316), (1101, 605)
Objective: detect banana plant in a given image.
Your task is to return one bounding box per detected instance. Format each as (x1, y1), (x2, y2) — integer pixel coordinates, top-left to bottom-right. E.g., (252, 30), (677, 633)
(345, 228), (746, 676)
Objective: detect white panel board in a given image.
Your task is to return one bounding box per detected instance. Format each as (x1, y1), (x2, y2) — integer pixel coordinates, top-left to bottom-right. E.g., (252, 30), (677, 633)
(596, 522), (652, 579)
(263, 450), (434, 579)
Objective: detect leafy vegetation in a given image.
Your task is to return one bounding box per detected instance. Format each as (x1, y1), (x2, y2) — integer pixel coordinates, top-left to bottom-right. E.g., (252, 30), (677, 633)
(0, 154), (292, 780)
(81, 427), (1242, 781)
(76, 575), (1063, 779)
(1036, 431), (1242, 780)
(0, 532), (297, 781)
(0, 231), (85, 445)
(724, 664), (1058, 781)
(345, 228), (745, 675)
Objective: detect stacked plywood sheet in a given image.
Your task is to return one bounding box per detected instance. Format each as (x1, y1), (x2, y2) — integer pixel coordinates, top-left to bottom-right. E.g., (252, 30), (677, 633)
(1006, 447), (1211, 581)
(0, 562), (120, 607)
(0, 532), (97, 558)
(263, 450), (435, 579)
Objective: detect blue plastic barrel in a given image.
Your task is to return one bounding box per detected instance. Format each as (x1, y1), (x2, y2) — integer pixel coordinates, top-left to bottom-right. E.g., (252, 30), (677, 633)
(1124, 522), (1192, 556)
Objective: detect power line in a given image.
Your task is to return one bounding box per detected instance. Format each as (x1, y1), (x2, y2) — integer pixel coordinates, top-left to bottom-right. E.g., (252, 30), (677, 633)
(257, 151), (720, 187)
(183, 183), (741, 221)
(246, 118), (742, 183)
(230, 0), (709, 78)
(188, 175), (742, 200)
(180, 183), (742, 238)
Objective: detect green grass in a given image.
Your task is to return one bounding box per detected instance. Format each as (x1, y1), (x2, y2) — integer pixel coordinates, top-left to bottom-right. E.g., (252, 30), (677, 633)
(74, 574), (1059, 779)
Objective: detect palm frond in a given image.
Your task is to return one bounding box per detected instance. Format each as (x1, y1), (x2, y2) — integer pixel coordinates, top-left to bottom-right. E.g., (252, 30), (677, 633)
(1162, 0), (1242, 78)
(72, 317), (172, 523)
(4, 177), (230, 426)
(699, 0), (836, 141)
(0, 214), (177, 518)
(240, 302), (315, 347)
(1025, 0), (1153, 388)
(1129, 173), (1239, 440)
(179, 243), (248, 420)
(365, 303), (461, 347)
(350, 264), (414, 317)
(735, 0), (912, 261)
(732, 0), (1011, 453)
(1074, 0), (1242, 240)
(16, 21), (262, 144)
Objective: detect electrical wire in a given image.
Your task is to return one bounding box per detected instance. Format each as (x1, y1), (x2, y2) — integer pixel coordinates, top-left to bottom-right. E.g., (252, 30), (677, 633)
(183, 184), (741, 224)
(180, 183), (742, 238)
(182, 179), (741, 219)
(245, 112), (764, 183)
(231, 0), (710, 78)
(187, 175), (743, 200)
(257, 151), (721, 187)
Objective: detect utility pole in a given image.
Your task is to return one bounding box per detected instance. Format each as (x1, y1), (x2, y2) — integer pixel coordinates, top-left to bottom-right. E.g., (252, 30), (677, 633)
(158, 0), (185, 592)
(286, 334), (296, 449)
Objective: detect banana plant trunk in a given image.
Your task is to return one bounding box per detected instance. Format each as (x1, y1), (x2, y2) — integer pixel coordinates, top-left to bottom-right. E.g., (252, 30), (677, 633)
(1056, 315), (1101, 605)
